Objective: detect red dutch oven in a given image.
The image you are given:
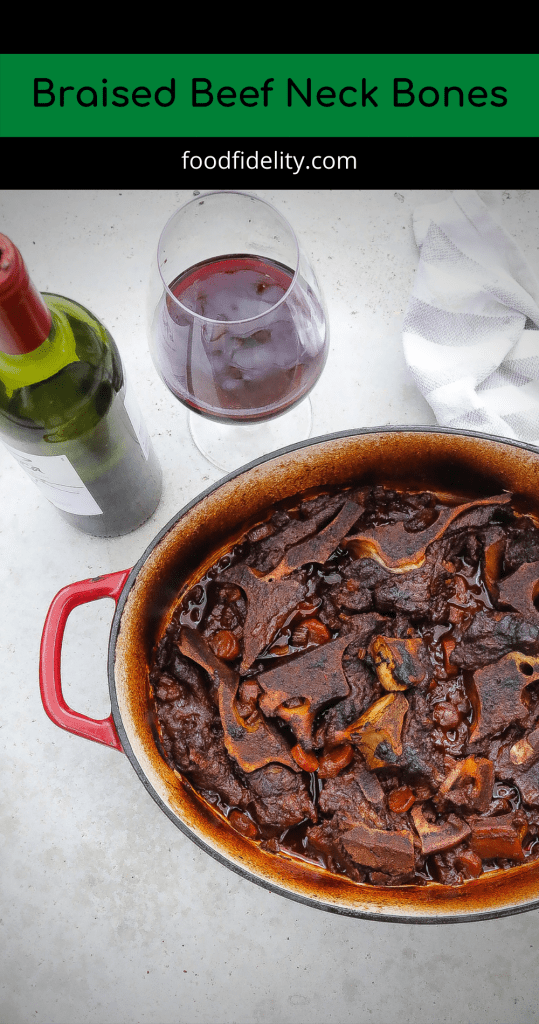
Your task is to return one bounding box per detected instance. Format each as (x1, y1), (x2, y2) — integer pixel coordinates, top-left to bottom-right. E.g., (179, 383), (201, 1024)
(39, 427), (539, 923)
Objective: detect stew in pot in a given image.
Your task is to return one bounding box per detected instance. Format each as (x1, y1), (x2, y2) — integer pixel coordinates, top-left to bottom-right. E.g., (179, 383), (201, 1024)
(149, 485), (539, 887)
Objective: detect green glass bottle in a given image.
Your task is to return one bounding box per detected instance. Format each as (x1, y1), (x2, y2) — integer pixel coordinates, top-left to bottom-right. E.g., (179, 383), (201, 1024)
(0, 233), (162, 537)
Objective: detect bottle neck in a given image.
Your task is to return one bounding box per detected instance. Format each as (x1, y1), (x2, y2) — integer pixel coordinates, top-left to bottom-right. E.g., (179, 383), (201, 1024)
(0, 234), (52, 355)
(0, 299), (82, 399)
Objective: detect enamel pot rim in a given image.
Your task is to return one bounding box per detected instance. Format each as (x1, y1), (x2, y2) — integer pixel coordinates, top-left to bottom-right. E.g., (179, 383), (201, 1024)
(106, 425), (539, 924)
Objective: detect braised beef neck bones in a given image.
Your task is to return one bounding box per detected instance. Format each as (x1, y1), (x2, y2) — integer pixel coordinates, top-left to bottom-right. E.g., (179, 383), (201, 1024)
(150, 485), (539, 887)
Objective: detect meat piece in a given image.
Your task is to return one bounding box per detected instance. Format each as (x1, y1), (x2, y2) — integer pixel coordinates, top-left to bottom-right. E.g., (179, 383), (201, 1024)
(436, 756), (494, 813)
(154, 674), (183, 703)
(342, 693), (408, 769)
(267, 500), (360, 581)
(154, 663), (246, 808)
(317, 760), (391, 827)
(258, 634), (352, 750)
(178, 627), (298, 773)
(220, 563), (306, 671)
(346, 509), (455, 569)
(510, 727), (539, 768)
(345, 494), (511, 571)
(355, 486), (437, 528)
(498, 560), (539, 620)
(299, 491), (354, 520)
(468, 811), (528, 862)
(306, 819), (366, 882)
(442, 498), (512, 538)
(167, 643), (220, 704)
(246, 764), (315, 830)
(370, 635), (428, 691)
(316, 661), (381, 750)
(317, 590), (343, 633)
(333, 562), (401, 621)
(218, 672), (298, 774)
(450, 611), (539, 670)
(340, 822), (416, 876)
(431, 844), (469, 886)
(314, 617), (386, 748)
(454, 849), (484, 879)
(332, 579), (373, 613)
(513, 763), (539, 807)
(395, 687), (447, 785)
(372, 555), (452, 622)
(410, 804), (471, 855)
(245, 493), (347, 574)
(353, 764), (386, 807)
(201, 582), (246, 638)
(346, 557), (393, 590)
(444, 569), (494, 630)
(490, 738), (539, 807)
(470, 651), (539, 743)
(503, 517), (539, 575)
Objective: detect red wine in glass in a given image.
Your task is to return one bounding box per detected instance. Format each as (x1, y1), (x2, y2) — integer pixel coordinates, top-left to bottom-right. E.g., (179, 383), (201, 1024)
(149, 190), (330, 470)
(155, 253), (328, 424)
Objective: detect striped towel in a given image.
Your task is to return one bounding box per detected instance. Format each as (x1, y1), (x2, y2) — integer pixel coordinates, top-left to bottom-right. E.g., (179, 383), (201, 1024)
(402, 190), (539, 445)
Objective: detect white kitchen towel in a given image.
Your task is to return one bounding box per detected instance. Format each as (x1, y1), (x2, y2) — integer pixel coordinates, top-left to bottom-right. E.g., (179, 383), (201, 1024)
(402, 190), (539, 445)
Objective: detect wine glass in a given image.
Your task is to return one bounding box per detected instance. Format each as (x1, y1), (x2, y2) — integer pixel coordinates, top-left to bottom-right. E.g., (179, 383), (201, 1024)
(149, 191), (329, 472)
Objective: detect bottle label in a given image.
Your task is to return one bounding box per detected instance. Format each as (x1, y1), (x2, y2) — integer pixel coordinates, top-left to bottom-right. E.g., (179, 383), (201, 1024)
(124, 379), (151, 460)
(2, 441), (103, 515)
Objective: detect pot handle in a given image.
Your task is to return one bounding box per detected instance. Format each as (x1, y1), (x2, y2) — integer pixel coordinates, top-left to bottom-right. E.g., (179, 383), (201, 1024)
(39, 568), (132, 752)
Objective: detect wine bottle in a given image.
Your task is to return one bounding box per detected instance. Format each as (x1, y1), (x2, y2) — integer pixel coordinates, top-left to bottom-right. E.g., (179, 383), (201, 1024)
(0, 233), (162, 537)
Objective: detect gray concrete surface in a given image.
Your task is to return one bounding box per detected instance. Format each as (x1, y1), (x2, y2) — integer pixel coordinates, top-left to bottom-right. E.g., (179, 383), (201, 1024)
(1, 189), (538, 1024)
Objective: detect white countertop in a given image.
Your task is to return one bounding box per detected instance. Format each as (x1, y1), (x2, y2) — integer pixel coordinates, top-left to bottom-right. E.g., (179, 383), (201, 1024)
(2, 189), (539, 1024)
